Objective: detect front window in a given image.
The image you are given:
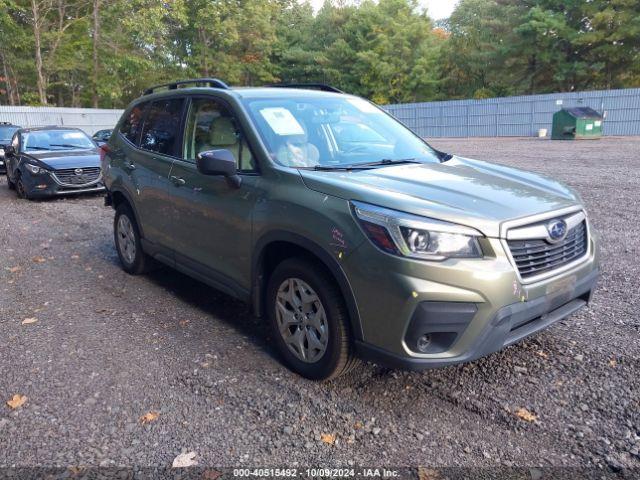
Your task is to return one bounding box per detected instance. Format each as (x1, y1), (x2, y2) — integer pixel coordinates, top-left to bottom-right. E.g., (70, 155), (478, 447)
(242, 95), (440, 168)
(22, 129), (95, 152)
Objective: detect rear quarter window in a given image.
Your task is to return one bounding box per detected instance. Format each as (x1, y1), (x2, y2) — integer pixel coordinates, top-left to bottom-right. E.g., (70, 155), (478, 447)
(119, 102), (148, 145)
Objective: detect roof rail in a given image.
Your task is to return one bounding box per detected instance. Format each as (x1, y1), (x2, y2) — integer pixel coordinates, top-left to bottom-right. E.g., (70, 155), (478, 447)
(143, 78), (229, 96)
(266, 83), (344, 94)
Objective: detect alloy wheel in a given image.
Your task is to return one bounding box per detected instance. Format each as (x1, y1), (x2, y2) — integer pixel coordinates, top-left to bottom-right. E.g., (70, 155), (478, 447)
(116, 214), (136, 265)
(275, 278), (329, 363)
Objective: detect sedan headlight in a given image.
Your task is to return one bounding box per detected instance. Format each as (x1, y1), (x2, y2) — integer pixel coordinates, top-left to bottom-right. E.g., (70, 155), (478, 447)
(352, 201), (483, 260)
(24, 163), (46, 174)
(0, 148), (5, 157)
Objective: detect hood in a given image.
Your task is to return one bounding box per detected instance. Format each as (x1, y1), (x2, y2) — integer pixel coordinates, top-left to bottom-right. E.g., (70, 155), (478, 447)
(299, 156), (580, 238)
(28, 149), (100, 170)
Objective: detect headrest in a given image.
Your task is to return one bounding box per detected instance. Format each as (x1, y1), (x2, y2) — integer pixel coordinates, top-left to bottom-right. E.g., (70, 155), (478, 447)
(209, 117), (238, 146)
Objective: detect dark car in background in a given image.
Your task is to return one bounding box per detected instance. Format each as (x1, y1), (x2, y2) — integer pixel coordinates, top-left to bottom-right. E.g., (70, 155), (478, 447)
(0, 122), (22, 174)
(4, 126), (105, 199)
(92, 129), (113, 145)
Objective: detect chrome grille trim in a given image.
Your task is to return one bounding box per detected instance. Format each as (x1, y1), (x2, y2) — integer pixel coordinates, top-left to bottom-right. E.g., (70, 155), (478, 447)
(51, 167), (102, 187)
(506, 214), (589, 281)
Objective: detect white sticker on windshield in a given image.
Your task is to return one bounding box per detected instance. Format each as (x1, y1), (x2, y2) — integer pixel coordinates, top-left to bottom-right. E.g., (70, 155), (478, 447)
(594, 120), (602, 127)
(259, 107), (305, 136)
(585, 124), (593, 131)
(346, 97), (379, 113)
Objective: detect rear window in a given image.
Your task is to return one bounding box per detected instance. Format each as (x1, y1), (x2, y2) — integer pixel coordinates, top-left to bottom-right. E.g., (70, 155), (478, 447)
(139, 98), (185, 156)
(120, 102), (148, 145)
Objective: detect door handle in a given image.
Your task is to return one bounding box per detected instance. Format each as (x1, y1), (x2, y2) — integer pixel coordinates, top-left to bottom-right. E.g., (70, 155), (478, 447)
(123, 160), (136, 171)
(170, 175), (186, 186)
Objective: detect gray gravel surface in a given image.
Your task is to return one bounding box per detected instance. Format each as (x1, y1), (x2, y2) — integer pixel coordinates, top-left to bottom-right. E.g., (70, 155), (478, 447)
(0, 137), (638, 471)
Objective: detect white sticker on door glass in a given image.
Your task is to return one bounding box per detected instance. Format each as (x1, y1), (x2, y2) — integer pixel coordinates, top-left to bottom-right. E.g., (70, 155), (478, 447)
(585, 124), (593, 131)
(259, 107), (305, 136)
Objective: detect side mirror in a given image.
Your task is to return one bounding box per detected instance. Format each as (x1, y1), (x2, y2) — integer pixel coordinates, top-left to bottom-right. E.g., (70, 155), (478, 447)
(196, 149), (241, 188)
(4, 145), (15, 156)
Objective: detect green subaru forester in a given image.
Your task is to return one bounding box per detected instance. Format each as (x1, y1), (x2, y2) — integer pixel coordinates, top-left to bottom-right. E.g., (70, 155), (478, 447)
(102, 79), (599, 380)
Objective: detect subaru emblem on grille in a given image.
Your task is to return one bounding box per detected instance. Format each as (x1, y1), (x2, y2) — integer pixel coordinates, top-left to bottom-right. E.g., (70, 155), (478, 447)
(546, 219), (568, 243)
(74, 168), (83, 175)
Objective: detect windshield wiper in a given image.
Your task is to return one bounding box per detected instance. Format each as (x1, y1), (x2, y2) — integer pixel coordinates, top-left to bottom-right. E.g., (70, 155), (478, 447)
(50, 143), (89, 149)
(26, 146), (50, 150)
(311, 158), (420, 171)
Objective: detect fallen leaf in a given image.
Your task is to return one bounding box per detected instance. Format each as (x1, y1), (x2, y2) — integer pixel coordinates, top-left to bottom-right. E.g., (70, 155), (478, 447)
(71, 255), (80, 260)
(609, 358), (617, 368)
(22, 318), (38, 325)
(7, 394), (27, 409)
(172, 451), (198, 468)
(354, 421), (363, 429)
(515, 407), (537, 423)
(8, 266), (21, 273)
(320, 433), (336, 445)
(179, 320), (190, 327)
(139, 411), (160, 424)
(32, 256), (46, 263)
(536, 350), (549, 359)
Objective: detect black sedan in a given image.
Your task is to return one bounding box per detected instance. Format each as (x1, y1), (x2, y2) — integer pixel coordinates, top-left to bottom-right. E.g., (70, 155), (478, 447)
(4, 127), (105, 199)
(0, 122), (21, 174)
(92, 129), (112, 145)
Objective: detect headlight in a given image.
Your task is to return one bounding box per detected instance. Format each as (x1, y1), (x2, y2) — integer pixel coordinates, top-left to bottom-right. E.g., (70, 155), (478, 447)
(24, 163), (46, 174)
(0, 148), (5, 157)
(352, 201), (483, 260)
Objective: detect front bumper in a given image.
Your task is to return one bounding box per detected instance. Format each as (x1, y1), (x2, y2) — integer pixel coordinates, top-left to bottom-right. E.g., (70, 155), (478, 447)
(343, 225), (600, 370)
(355, 268), (598, 370)
(21, 170), (105, 198)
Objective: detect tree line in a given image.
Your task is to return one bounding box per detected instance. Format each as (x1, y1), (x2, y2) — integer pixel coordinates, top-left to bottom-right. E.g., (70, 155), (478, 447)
(1, 0), (638, 108)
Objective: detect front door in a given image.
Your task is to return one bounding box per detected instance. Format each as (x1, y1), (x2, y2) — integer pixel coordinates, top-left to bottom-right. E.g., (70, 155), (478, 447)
(167, 96), (261, 294)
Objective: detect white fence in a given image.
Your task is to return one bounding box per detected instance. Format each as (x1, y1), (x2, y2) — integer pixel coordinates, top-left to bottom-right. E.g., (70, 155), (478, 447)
(384, 87), (640, 137)
(0, 106), (124, 136)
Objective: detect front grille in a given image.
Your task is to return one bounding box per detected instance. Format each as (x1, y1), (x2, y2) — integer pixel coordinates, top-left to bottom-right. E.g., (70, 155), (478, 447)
(52, 167), (101, 186)
(507, 220), (588, 279)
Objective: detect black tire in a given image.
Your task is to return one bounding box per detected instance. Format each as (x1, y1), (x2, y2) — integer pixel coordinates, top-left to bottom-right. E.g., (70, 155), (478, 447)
(15, 177), (30, 199)
(113, 203), (155, 275)
(6, 175), (15, 190)
(266, 257), (359, 381)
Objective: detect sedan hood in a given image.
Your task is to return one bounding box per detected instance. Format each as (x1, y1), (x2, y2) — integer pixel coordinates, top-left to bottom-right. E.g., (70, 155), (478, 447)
(29, 149), (100, 170)
(299, 156), (581, 238)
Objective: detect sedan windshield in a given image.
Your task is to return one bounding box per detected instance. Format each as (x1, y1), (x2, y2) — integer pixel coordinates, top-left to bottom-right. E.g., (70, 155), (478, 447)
(242, 95), (440, 168)
(23, 130), (95, 152)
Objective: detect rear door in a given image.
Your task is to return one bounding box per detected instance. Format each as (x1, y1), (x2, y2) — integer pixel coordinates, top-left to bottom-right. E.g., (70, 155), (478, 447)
(124, 97), (186, 248)
(166, 95), (261, 294)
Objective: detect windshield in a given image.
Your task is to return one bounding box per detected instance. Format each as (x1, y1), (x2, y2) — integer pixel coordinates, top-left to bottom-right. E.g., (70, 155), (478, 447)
(242, 95), (440, 168)
(23, 129), (95, 152)
(0, 126), (19, 141)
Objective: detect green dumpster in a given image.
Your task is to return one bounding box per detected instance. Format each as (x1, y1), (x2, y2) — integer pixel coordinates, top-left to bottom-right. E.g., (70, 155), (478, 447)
(552, 107), (603, 140)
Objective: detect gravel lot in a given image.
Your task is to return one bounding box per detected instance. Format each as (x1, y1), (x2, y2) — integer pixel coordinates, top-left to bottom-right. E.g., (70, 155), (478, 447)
(1, 137), (638, 473)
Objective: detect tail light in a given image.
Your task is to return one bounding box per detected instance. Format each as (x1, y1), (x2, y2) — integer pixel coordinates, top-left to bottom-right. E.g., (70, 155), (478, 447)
(99, 144), (111, 163)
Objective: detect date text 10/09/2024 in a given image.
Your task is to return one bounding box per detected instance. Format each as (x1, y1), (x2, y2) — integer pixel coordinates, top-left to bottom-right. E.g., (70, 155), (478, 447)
(232, 468), (400, 478)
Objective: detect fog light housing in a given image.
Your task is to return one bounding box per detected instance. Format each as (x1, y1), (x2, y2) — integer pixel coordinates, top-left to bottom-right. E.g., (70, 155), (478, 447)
(416, 334), (432, 353)
(36, 184), (47, 189)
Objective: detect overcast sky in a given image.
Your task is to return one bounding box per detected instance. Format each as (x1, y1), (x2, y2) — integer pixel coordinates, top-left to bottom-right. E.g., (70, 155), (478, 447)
(308, 0), (460, 19)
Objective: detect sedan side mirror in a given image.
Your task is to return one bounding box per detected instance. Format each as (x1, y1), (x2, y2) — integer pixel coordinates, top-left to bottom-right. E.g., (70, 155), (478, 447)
(4, 145), (15, 156)
(196, 149), (241, 188)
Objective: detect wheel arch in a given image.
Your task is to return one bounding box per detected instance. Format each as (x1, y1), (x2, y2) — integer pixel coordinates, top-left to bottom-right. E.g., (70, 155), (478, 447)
(109, 187), (145, 238)
(252, 230), (364, 341)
